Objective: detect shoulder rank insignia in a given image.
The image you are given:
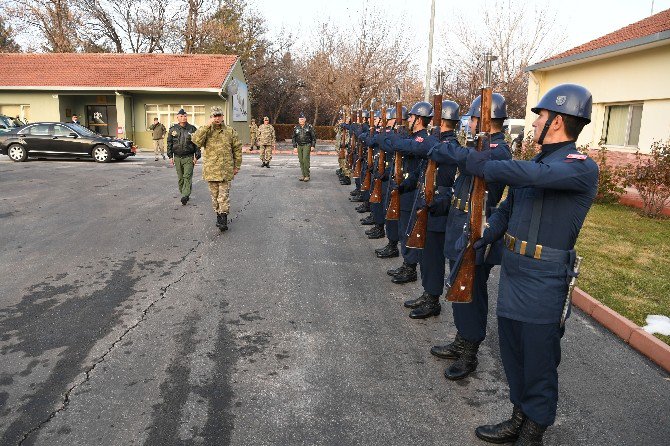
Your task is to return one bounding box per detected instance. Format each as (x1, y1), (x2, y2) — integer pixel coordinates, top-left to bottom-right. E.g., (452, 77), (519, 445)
(414, 136), (424, 142)
(566, 153), (588, 160)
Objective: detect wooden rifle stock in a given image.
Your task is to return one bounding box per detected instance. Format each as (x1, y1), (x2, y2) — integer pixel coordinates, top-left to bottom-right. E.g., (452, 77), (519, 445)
(407, 91), (442, 249)
(352, 110), (363, 178)
(361, 147), (373, 190)
(446, 85), (492, 303)
(370, 148), (386, 203)
(386, 98), (404, 220)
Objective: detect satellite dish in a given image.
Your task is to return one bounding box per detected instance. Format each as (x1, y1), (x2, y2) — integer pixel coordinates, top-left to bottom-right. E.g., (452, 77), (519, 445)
(227, 79), (239, 96)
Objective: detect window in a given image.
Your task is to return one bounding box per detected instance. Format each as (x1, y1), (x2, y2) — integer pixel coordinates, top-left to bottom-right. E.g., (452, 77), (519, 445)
(27, 124), (51, 136)
(145, 104), (207, 128)
(53, 125), (73, 137)
(602, 103), (643, 148)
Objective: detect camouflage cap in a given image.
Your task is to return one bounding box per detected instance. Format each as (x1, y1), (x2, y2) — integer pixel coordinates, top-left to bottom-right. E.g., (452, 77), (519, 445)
(211, 106), (224, 116)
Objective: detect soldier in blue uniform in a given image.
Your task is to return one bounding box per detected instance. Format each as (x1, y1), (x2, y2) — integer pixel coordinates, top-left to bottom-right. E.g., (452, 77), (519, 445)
(375, 106), (407, 259)
(360, 109), (388, 239)
(401, 94), (511, 379)
(351, 110), (371, 212)
(466, 84), (598, 445)
(382, 101), (436, 284)
(395, 100), (461, 319)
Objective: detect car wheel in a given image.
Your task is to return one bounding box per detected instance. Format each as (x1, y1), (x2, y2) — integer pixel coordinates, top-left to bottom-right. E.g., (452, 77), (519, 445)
(7, 144), (27, 162)
(92, 145), (111, 163)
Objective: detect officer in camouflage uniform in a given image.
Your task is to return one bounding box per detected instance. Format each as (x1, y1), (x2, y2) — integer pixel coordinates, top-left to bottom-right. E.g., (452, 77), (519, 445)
(249, 118), (259, 151)
(257, 116), (276, 168)
(335, 117), (351, 185)
(167, 108), (200, 205)
(192, 106), (242, 231)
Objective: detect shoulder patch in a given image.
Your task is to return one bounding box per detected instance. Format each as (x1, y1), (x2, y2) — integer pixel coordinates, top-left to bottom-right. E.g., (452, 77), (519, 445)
(566, 153), (588, 160)
(490, 143), (498, 148)
(414, 136), (424, 143)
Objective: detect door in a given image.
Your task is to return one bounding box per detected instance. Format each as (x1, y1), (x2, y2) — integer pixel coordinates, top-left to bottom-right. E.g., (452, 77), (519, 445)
(21, 124), (52, 152)
(51, 124), (89, 154)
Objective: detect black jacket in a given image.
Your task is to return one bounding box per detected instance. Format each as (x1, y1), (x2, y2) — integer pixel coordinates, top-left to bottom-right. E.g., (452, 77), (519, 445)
(292, 124), (316, 147)
(167, 123), (200, 158)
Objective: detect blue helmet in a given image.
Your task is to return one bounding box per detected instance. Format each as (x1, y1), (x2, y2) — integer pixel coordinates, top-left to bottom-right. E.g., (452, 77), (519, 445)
(361, 110), (370, 118)
(467, 93), (507, 119)
(374, 109), (381, 119)
(388, 106), (408, 120)
(409, 101), (434, 118)
(385, 107), (394, 120)
(531, 83), (592, 123)
(441, 100), (460, 121)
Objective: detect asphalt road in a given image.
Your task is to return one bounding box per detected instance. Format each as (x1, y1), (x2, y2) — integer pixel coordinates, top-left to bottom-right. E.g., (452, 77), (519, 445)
(0, 153), (668, 446)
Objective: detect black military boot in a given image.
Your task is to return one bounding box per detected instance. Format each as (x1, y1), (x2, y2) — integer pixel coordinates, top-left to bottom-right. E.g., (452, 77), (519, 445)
(355, 202), (370, 213)
(430, 333), (466, 359)
(360, 214), (375, 225)
(514, 419), (546, 446)
(376, 242), (400, 258)
(475, 406), (526, 444)
(409, 293), (440, 318)
(403, 291), (430, 309)
(181, 196), (189, 205)
(391, 263), (417, 284)
(366, 225), (385, 239)
(350, 189), (361, 196)
(217, 213), (228, 232)
(444, 338), (480, 380)
(387, 262), (408, 276)
(336, 168), (342, 176)
(350, 194), (366, 203)
(340, 176), (351, 185)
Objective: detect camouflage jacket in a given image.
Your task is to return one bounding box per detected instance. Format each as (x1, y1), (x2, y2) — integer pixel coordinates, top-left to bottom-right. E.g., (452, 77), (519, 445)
(257, 123), (276, 145)
(192, 123), (242, 182)
(249, 123), (258, 137)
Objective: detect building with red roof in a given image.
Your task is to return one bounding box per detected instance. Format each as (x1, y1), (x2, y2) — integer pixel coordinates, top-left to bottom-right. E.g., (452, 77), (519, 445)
(0, 53), (250, 148)
(524, 8), (670, 153)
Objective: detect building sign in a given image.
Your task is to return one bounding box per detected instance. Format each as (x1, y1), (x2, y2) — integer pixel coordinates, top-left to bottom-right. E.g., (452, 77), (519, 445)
(230, 79), (248, 122)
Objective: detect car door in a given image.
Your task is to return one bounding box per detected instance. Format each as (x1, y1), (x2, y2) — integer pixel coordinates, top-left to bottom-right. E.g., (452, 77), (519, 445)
(51, 124), (88, 155)
(21, 124), (52, 153)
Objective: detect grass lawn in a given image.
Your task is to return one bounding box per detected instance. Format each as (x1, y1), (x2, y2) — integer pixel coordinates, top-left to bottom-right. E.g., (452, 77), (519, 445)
(576, 202), (670, 345)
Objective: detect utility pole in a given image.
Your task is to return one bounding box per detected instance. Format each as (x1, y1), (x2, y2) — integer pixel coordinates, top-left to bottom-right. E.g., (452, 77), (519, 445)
(424, 0), (436, 102)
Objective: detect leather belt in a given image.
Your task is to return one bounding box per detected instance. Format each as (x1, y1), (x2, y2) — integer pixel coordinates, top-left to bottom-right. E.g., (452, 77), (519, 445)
(504, 233), (571, 263)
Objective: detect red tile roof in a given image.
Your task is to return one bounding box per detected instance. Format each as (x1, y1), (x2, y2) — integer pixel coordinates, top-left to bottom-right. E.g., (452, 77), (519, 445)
(539, 8), (670, 64)
(0, 53), (239, 90)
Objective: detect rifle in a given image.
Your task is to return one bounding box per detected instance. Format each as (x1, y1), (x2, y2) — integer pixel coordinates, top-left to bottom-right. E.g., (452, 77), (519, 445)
(338, 107), (346, 159)
(385, 87), (404, 220)
(446, 53), (497, 304)
(347, 106), (356, 169)
(370, 97), (388, 204)
(407, 73), (443, 249)
(361, 98), (376, 191)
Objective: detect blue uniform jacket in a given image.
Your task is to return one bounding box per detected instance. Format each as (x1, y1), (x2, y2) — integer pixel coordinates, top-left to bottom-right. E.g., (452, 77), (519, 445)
(482, 141), (598, 323)
(426, 132), (510, 263)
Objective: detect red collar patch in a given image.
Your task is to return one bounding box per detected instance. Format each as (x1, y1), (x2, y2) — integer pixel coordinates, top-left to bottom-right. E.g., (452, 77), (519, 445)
(415, 136), (424, 142)
(490, 143), (498, 148)
(566, 153), (588, 160)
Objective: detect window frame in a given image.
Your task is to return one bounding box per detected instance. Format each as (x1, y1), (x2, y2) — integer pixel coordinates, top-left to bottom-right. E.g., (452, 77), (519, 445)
(145, 104), (207, 129)
(601, 102), (643, 149)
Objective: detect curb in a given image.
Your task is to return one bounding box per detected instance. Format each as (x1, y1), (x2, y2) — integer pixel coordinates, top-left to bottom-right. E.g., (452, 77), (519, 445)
(572, 287), (670, 372)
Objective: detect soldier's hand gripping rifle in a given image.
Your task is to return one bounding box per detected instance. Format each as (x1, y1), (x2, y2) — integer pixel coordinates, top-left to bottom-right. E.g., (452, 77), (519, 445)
(362, 98), (376, 191)
(446, 53), (497, 303)
(407, 73), (443, 249)
(385, 87), (404, 220)
(370, 96), (387, 204)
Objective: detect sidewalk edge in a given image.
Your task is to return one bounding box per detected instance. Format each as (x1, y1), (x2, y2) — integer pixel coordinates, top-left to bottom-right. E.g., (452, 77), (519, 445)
(572, 287), (670, 373)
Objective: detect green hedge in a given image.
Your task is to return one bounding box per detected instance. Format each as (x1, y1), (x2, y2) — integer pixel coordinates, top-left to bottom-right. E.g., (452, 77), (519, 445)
(273, 124), (336, 141)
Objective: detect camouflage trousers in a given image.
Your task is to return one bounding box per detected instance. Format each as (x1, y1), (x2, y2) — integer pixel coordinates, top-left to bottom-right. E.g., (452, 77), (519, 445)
(338, 157), (350, 176)
(153, 139), (165, 156)
(250, 136), (258, 149)
(208, 180), (231, 214)
(260, 145), (273, 163)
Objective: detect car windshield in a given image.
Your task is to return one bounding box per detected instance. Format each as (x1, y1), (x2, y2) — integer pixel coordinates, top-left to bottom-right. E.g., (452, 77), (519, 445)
(68, 124), (98, 137)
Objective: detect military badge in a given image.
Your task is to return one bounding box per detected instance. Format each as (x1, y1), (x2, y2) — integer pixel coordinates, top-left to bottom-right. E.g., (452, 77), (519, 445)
(171, 131), (177, 136)
(556, 96), (567, 106)
(415, 136), (424, 142)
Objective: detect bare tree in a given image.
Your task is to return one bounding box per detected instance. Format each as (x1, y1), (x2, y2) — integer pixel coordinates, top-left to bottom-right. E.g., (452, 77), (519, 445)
(436, 0), (566, 117)
(0, 15), (20, 52)
(7, 0), (82, 52)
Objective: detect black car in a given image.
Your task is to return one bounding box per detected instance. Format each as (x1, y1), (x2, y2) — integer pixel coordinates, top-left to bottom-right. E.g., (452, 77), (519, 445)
(0, 122), (136, 163)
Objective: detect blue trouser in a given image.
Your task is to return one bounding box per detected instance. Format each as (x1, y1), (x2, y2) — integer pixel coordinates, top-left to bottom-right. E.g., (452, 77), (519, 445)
(498, 317), (563, 427)
(450, 261), (493, 343)
(361, 190), (370, 200)
(355, 177), (361, 189)
(371, 202), (385, 225)
(399, 210), (421, 264)
(420, 230), (446, 296)
(385, 219), (399, 243)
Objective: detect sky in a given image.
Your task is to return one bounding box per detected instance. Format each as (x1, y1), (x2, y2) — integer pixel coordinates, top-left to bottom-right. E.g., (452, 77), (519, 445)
(253, 0), (670, 75)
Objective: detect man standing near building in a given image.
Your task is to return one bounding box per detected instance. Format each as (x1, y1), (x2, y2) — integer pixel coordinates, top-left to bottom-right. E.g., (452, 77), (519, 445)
(149, 117), (167, 161)
(71, 114), (81, 126)
(257, 116), (276, 168)
(249, 118), (259, 151)
(167, 108), (200, 205)
(192, 106), (242, 232)
(293, 113), (316, 181)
